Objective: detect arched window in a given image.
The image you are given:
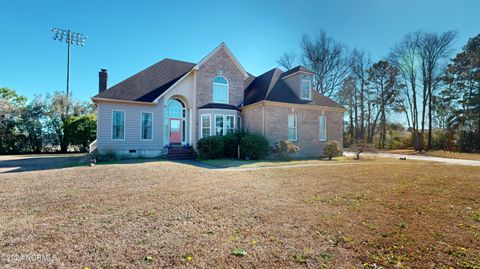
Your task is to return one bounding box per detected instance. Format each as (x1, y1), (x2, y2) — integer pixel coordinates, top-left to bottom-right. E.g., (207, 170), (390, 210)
(212, 76), (229, 103)
(301, 75), (312, 100)
(165, 98), (187, 144)
(167, 99), (184, 118)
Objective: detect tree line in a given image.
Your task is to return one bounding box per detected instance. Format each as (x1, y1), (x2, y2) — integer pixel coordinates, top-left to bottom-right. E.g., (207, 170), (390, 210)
(278, 30), (480, 152)
(0, 88), (96, 154)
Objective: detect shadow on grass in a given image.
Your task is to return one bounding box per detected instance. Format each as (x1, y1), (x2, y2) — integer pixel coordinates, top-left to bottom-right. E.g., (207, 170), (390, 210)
(0, 154), (89, 173)
(61, 158), (221, 171)
(0, 155), (354, 173)
(0, 155), (178, 173)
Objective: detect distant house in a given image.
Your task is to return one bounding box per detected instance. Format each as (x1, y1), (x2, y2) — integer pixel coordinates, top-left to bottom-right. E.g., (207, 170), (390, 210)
(91, 43), (344, 159)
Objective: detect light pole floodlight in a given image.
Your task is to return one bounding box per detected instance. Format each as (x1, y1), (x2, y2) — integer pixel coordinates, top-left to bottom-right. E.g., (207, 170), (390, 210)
(51, 27), (88, 96)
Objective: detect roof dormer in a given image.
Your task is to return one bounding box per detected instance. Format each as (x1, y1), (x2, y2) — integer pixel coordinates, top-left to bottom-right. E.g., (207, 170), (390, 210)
(281, 66), (314, 101)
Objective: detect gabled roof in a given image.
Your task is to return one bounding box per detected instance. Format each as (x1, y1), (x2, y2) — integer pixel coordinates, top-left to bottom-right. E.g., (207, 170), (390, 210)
(280, 65), (314, 78)
(243, 66), (344, 108)
(94, 59), (195, 102)
(244, 68), (283, 106)
(194, 42), (249, 79)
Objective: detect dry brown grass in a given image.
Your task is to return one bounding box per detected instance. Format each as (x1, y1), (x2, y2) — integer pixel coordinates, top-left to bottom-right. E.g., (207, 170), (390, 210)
(386, 149), (480, 161)
(0, 159), (479, 268)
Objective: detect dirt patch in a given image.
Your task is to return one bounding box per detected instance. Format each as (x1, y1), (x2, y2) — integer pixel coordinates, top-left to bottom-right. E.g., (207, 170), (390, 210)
(0, 160), (479, 268)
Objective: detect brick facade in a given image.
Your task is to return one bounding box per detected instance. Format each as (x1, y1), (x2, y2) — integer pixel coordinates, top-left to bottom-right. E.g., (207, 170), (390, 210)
(194, 49), (246, 140)
(242, 103), (344, 158)
(242, 105), (263, 134)
(195, 49), (245, 108)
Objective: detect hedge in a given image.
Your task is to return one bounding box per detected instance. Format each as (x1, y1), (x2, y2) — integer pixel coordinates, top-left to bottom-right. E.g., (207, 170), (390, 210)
(197, 132), (269, 160)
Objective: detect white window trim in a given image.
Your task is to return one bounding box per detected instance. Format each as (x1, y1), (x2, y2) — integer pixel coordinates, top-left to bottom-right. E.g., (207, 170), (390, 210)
(140, 112), (153, 141)
(236, 116), (242, 131)
(319, 115), (327, 141)
(301, 76), (312, 100)
(209, 113), (239, 136)
(288, 114), (297, 142)
(181, 119), (187, 144)
(214, 114), (225, 136)
(226, 115), (235, 135)
(111, 110), (126, 141)
(200, 114), (212, 138)
(212, 76), (229, 104)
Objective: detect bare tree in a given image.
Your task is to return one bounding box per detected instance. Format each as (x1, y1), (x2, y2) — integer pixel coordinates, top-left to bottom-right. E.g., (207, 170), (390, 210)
(337, 76), (357, 145)
(350, 49), (371, 142)
(389, 32), (422, 150)
(276, 50), (298, 70)
(392, 90), (413, 133)
(417, 31), (456, 149)
(367, 60), (401, 148)
(300, 30), (350, 98)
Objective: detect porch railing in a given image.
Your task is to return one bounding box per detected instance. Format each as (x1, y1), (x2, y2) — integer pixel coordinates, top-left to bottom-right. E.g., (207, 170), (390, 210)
(88, 139), (97, 153)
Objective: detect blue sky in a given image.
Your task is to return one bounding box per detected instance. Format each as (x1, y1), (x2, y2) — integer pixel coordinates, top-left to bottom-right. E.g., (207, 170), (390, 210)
(1, 0), (479, 102)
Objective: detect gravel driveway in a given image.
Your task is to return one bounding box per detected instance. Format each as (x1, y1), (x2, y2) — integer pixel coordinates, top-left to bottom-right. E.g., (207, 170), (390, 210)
(0, 153), (87, 173)
(344, 151), (480, 166)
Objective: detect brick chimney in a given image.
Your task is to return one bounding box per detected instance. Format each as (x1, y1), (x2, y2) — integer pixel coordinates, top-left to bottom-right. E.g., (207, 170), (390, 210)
(99, 69), (108, 93)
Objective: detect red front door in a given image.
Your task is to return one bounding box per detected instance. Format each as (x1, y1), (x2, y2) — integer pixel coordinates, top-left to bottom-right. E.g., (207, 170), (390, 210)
(170, 119), (182, 144)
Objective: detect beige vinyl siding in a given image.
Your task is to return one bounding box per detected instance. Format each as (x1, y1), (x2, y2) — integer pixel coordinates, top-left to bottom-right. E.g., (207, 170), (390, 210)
(283, 72), (313, 100)
(283, 74), (302, 99)
(97, 102), (164, 153)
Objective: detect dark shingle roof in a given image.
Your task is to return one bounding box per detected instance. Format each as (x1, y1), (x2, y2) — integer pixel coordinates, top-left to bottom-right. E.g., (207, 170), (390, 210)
(243, 67), (344, 109)
(198, 103), (240, 110)
(94, 58), (195, 102)
(244, 68), (283, 106)
(280, 65), (314, 78)
(93, 57), (342, 109)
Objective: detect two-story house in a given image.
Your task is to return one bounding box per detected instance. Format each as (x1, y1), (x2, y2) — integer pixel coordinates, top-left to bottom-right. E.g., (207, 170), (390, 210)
(91, 43), (345, 159)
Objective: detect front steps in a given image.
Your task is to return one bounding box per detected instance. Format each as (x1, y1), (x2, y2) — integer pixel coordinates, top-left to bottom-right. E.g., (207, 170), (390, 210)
(166, 145), (196, 160)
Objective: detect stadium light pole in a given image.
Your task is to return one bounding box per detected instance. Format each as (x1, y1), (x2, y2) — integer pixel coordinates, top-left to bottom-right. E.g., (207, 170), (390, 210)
(51, 28), (87, 96)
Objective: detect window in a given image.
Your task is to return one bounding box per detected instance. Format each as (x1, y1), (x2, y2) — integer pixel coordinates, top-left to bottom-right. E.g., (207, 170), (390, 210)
(201, 114), (211, 138)
(226, 115), (235, 135)
(301, 75), (312, 100)
(215, 115), (224, 135)
(210, 114), (236, 136)
(141, 112), (153, 140)
(212, 76), (229, 103)
(288, 114), (297, 141)
(319, 116), (327, 141)
(171, 120), (180, 132)
(237, 116), (242, 131)
(167, 99), (184, 118)
(112, 110), (125, 140)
